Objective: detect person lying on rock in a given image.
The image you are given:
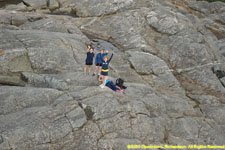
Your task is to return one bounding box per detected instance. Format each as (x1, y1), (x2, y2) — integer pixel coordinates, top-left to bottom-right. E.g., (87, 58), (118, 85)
(99, 52), (114, 88)
(99, 78), (125, 94)
(84, 45), (95, 75)
(106, 79), (125, 94)
(93, 49), (108, 77)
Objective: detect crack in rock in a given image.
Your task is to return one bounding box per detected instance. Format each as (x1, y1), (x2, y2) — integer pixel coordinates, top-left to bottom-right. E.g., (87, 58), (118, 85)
(65, 114), (75, 132)
(0, 135), (3, 145)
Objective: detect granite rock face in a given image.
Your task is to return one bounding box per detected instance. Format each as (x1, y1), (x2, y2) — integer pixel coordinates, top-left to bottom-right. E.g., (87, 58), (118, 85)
(1, 0), (225, 149)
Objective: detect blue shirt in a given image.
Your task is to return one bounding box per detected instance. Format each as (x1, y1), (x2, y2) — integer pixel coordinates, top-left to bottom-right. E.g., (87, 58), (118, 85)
(106, 79), (110, 84)
(86, 52), (95, 63)
(95, 53), (108, 64)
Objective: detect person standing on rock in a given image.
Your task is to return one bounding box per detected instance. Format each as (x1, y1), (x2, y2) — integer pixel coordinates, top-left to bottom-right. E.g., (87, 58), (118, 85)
(93, 49), (108, 77)
(84, 45), (95, 75)
(99, 52), (114, 88)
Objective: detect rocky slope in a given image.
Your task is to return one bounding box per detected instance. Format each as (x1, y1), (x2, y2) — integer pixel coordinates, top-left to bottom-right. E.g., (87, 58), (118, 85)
(0, 0), (225, 149)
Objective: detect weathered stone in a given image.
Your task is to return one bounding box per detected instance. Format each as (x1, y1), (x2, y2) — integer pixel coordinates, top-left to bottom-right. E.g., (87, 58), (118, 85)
(62, 0), (157, 17)
(170, 118), (200, 143)
(21, 72), (69, 90)
(217, 39), (225, 56)
(0, 27), (89, 73)
(23, 0), (47, 9)
(220, 77), (225, 87)
(146, 8), (192, 35)
(0, 10), (43, 26)
(47, 0), (59, 9)
(201, 104), (225, 125)
(4, 3), (27, 11)
(128, 51), (184, 93)
(74, 9), (154, 53)
(21, 18), (70, 33)
(158, 28), (225, 96)
(189, 1), (225, 15)
(0, 75), (25, 86)
(82, 93), (123, 120)
(0, 86), (63, 115)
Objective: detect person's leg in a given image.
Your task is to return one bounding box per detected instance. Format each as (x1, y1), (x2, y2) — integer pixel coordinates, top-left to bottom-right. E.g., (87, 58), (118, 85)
(116, 89), (125, 94)
(93, 65), (98, 76)
(98, 66), (101, 75)
(106, 82), (114, 91)
(99, 74), (105, 88)
(102, 75), (108, 86)
(93, 66), (97, 73)
(98, 69), (103, 81)
(109, 81), (119, 91)
(88, 65), (91, 73)
(99, 75), (103, 82)
(102, 75), (107, 86)
(84, 65), (87, 73)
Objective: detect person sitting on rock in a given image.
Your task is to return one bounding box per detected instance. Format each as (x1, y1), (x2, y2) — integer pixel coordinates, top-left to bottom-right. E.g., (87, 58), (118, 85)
(93, 49), (108, 77)
(99, 53), (114, 88)
(84, 45), (95, 75)
(105, 79), (125, 94)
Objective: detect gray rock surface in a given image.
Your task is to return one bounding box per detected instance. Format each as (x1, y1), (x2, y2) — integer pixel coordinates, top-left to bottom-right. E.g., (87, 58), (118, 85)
(220, 77), (225, 87)
(4, 3), (27, 11)
(1, 0), (225, 149)
(189, 1), (225, 15)
(128, 51), (184, 93)
(146, 8), (192, 35)
(21, 72), (69, 90)
(0, 10), (43, 26)
(23, 0), (47, 9)
(217, 39), (225, 56)
(62, 0), (157, 17)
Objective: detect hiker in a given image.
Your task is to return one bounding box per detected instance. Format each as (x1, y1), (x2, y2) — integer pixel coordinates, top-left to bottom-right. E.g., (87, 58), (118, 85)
(84, 45), (95, 75)
(99, 53), (114, 88)
(105, 79), (125, 94)
(93, 49), (108, 77)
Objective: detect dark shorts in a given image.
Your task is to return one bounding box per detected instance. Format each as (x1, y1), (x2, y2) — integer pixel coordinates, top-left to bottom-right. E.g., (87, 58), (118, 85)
(86, 62), (93, 65)
(96, 63), (102, 66)
(101, 71), (108, 76)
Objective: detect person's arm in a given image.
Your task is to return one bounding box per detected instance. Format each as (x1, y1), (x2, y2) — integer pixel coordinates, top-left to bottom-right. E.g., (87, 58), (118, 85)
(95, 54), (99, 64)
(102, 53), (107, 59)
(107, 53), (114, 63)
(104, 53), (108, 57)
(105, 50), (109, 54)
(86, 49), (89, 53)
(100, 53), (104, 62)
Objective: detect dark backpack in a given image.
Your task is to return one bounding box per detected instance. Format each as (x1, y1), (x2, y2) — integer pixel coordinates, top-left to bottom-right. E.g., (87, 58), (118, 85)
(116, 78), (127, 89)
(214, 70), (225, 79)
